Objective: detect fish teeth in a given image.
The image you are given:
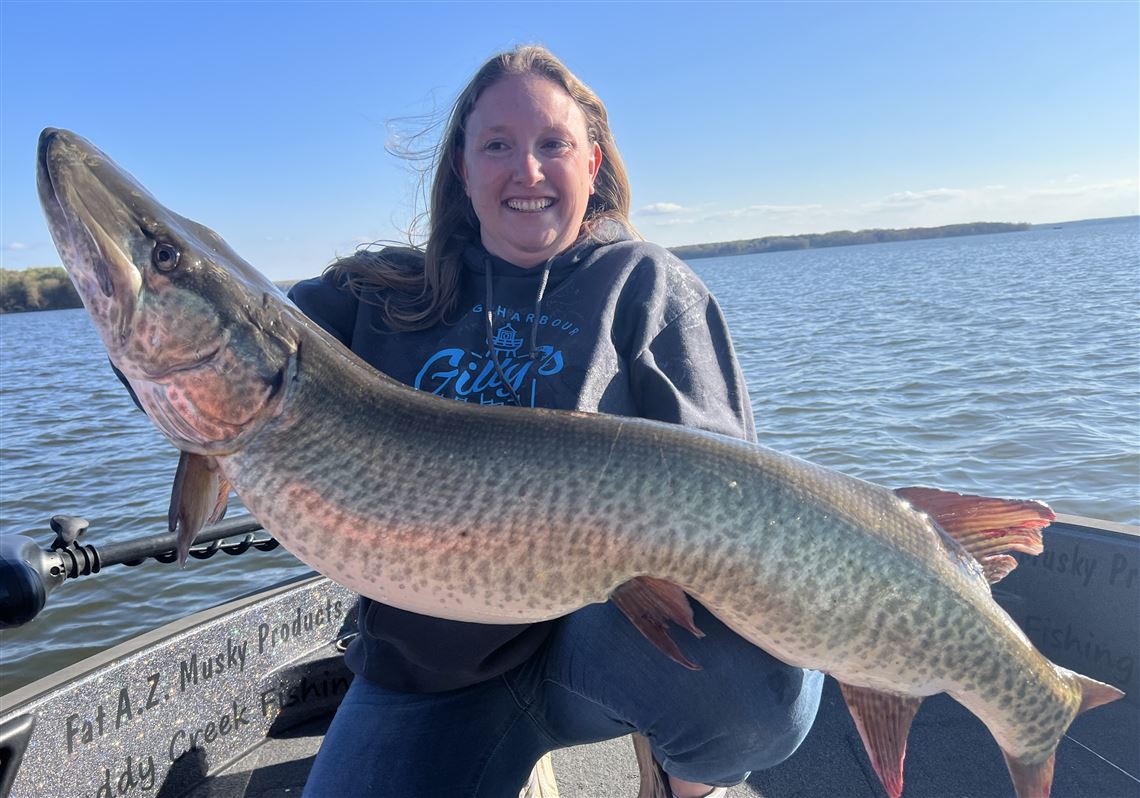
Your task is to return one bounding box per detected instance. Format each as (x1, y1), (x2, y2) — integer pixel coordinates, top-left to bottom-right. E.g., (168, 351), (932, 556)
(506, 198), (554, 212)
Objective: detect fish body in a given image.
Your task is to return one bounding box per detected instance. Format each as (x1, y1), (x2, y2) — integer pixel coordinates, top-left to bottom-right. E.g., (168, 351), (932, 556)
(37, 129), (1122, 797)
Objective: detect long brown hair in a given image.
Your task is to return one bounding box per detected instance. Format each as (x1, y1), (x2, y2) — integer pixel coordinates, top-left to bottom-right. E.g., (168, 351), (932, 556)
(332, 45), (634, 331)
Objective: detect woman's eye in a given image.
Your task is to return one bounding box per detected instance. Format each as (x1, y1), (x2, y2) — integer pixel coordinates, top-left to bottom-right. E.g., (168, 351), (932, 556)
(484, 141), (508, 152)
(543, 140), (571, 153)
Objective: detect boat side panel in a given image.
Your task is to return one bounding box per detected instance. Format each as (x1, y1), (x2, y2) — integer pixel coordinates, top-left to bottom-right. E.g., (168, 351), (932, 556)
(995, 516), (1139, 701)
(0, 577), (357, 798)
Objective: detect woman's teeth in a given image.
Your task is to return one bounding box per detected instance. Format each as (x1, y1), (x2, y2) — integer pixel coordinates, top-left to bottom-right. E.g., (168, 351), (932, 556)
(506, 198), (554, 212)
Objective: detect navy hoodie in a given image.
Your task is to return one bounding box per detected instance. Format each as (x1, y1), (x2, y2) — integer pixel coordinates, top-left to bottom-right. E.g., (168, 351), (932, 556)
(287, 221), (755, 692)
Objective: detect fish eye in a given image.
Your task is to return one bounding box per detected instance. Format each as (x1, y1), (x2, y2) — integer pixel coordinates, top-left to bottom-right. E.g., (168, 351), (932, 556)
(152, 242), (180, 272)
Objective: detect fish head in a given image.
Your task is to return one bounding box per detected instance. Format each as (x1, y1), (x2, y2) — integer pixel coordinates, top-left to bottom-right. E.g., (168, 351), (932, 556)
(37, 128), (298, 455)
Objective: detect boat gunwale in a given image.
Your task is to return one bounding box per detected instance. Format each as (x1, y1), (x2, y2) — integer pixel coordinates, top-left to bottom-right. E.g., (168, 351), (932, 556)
(1052, 512), (1139, 537)
(0, 570), (330, 715)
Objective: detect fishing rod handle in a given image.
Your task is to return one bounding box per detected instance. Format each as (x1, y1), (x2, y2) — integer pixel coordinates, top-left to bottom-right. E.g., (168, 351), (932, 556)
(0, 516), (275, 629)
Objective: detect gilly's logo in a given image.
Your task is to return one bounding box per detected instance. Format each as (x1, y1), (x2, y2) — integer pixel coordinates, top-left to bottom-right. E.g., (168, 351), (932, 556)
(414, 328), (564, 406)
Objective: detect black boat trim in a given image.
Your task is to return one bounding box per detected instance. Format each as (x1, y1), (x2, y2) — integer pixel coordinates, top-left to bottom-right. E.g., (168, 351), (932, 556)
(0, 714), (34, 798)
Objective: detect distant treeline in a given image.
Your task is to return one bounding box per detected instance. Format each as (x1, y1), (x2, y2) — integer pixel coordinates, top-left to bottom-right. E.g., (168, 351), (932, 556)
(669, 222), (1031, 261)
(1, 221), (1033, 312)
(0, 267), (81, 313)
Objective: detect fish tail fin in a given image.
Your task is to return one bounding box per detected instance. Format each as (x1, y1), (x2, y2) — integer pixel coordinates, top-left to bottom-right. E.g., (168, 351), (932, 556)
(838, 682), (924, 798)
(999, 669), (1122, 798)
(1001, 749), (1056, 798)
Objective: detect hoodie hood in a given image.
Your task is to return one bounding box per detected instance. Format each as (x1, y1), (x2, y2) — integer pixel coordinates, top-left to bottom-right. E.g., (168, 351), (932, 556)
(462, 218), (635, 279)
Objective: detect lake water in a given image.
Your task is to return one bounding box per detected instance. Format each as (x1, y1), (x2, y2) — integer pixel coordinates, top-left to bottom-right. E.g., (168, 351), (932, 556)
(1, 216), (1137, 692)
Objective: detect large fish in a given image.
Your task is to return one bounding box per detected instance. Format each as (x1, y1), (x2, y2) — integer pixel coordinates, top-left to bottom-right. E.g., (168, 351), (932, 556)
(37, 128), (1122, 798)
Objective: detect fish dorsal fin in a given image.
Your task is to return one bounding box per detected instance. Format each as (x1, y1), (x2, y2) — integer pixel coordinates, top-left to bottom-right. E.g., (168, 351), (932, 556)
(839, 682), (923, 798)
(168, 451), (231, 566)
(894, 487), (1054, 584)
(610, 576), (705, 671)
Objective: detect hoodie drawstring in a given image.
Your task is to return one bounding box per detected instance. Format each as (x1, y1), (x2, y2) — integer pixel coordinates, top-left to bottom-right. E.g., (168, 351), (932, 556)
(484, 255), (554, 407)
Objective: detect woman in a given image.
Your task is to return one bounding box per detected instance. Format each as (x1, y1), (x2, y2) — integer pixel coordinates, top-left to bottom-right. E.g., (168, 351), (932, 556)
(291, 46), (822, 798)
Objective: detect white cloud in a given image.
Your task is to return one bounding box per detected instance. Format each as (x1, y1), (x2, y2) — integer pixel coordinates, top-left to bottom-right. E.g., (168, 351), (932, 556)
(638, 176), (1138, 249)
(1026, 178), (1137, 200)
(880, 188), (968, 206)
(639, 202), (688, 215)
(4, 241), (30, 251)
(705, 203), (826, 222)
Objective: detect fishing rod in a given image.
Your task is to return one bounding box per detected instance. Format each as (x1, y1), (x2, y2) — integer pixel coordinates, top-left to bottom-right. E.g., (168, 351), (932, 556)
(0, 514), (278, 629)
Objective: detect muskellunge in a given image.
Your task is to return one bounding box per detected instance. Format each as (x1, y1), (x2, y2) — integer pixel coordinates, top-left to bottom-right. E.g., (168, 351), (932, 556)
(37, 128), (1123, 798)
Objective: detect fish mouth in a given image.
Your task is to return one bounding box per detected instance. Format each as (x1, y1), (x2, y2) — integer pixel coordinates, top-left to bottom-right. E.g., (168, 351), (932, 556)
(36, 129), (141, 314)
(36, 130), (66, 231)
(37, 129), (142, 344)
(36, 130), (102, 291)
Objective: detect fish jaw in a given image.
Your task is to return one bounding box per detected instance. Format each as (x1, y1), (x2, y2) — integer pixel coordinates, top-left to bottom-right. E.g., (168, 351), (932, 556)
(37, 128), (143, 360)
(37, 129), (299, 455)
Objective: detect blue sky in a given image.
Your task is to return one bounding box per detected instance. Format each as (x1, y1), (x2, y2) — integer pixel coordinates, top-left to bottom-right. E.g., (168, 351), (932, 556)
(2, 1), (1136, 281)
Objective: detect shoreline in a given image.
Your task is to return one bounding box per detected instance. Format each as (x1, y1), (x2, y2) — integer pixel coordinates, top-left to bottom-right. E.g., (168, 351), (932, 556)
(5, 216), (1135, 313)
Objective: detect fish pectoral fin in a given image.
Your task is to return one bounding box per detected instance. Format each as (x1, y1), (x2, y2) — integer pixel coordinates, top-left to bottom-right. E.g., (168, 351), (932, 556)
(838, 682), (923, 798)
(894, 486), (1054, 584)
(168, 451), (232, 566)
(610, 576), (705, 671)
(1001, 749), (1055, 798)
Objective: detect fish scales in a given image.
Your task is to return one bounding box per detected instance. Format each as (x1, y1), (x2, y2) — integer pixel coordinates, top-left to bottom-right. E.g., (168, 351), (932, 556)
(224, 333), (1072, 762)
(37, 128), (1122, 798)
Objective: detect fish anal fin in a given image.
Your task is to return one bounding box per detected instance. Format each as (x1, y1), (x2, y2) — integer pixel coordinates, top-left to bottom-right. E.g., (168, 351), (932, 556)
(895, 486), (1054, 583)
(611, 576), (704, 671)
(838, 682), (923, 798)
(168, 451), (231, 566)
(1001, 749), (1055, 798)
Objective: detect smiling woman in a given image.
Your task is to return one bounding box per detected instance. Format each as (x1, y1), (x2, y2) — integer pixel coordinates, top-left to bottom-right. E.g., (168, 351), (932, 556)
(329, 45), (632, 331)
(460, 74), (602, 268)
(285, 44), (821, 798)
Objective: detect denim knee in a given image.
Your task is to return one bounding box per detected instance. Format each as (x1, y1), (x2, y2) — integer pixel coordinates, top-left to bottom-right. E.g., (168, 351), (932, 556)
(529, 598), (826, 786)
(754, 665), (824, 767)
(655, 665), (824, 785)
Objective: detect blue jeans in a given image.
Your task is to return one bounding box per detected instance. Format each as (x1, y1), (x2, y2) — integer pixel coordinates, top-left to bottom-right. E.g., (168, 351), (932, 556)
(304, 599), (822, 797)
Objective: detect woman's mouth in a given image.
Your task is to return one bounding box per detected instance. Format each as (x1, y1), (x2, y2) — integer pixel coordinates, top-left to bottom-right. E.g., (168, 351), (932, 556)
(505, 198), (556, 212)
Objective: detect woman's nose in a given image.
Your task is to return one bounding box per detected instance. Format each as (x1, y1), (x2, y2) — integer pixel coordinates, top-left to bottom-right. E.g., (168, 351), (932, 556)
(513, 150), (543, 184)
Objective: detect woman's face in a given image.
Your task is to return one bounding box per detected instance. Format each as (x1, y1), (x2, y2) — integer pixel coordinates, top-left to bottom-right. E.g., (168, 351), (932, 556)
(461, 74), (602, 268)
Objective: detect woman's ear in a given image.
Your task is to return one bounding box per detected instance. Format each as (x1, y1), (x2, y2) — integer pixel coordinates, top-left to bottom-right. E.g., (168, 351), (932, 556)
(589, 141), (603, 194)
